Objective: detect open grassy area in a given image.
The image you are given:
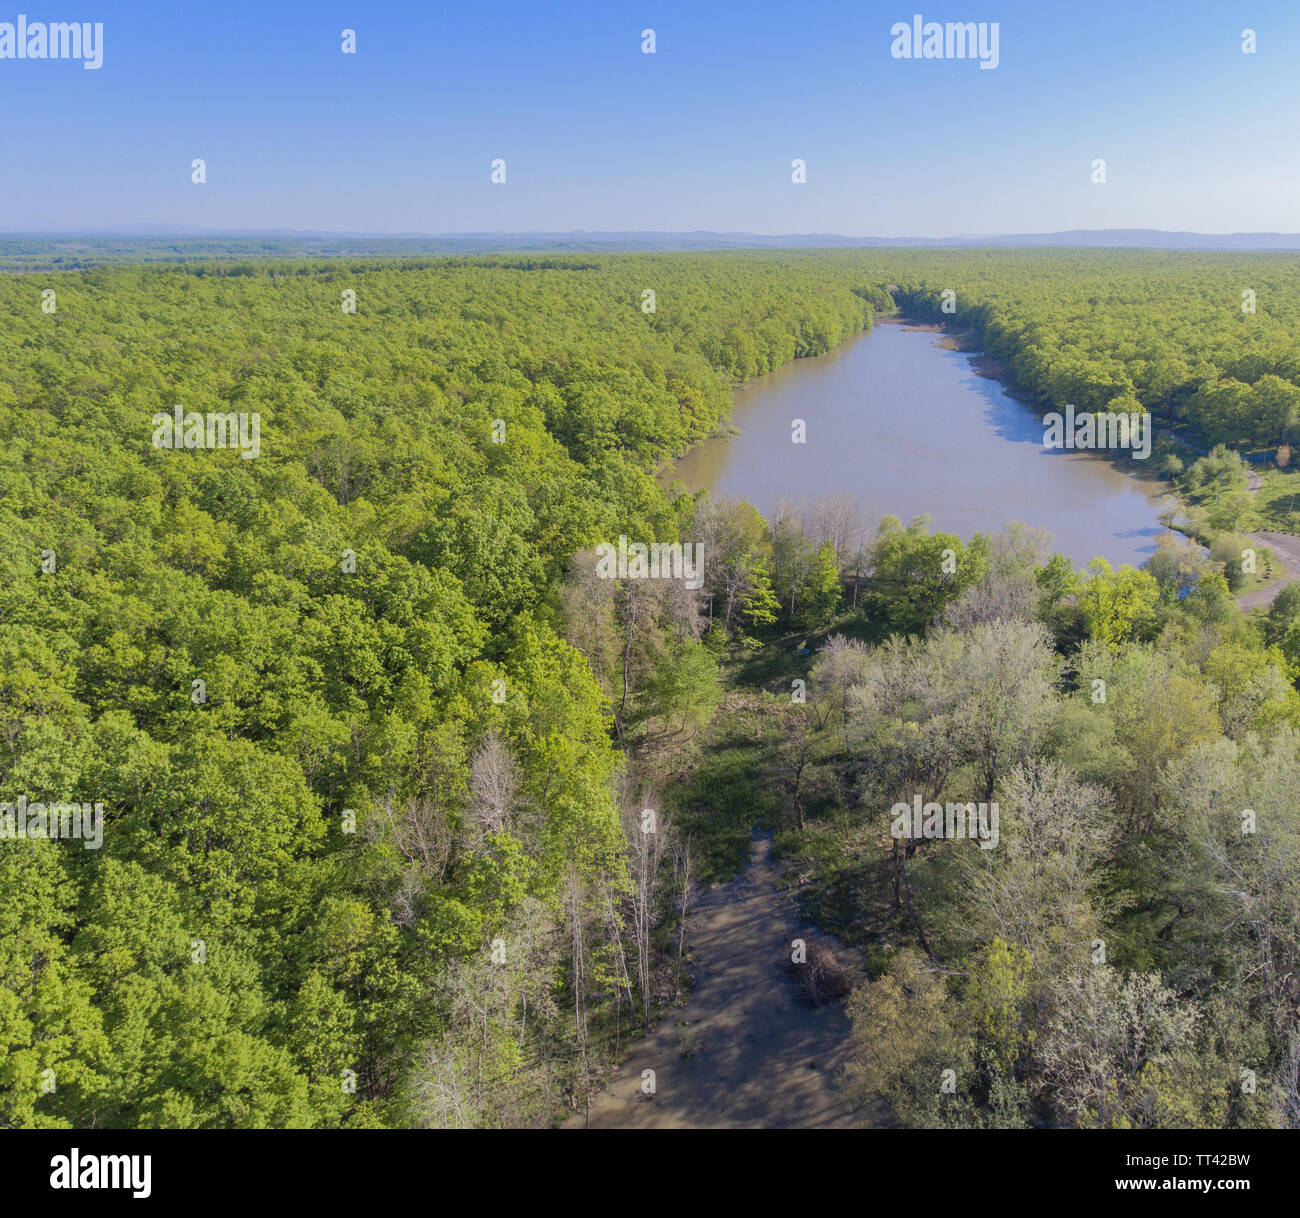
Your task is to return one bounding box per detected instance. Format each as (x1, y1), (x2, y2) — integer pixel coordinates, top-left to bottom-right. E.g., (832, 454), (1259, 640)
(658, 694), (785, 884)
(1250, 465), (1300, 533)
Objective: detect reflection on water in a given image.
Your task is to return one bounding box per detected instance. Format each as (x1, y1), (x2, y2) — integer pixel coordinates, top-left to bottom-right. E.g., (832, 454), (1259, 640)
(663, 322), (1170, 569)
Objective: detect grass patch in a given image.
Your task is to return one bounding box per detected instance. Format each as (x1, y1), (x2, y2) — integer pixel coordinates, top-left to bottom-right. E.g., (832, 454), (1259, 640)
(1251, 466), (1300, 532)
(661, 711), (784, 884)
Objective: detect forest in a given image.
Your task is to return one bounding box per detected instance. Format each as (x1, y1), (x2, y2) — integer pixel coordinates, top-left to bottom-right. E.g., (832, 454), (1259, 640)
(4, 247), (1300, 1128)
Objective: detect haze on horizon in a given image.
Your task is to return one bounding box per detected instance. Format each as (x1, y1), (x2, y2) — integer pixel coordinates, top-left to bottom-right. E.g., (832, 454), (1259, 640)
(1, 0), (1295, 237)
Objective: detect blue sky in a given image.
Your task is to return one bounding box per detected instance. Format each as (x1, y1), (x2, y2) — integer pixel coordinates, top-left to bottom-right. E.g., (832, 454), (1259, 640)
(1, 0), (1297, 235)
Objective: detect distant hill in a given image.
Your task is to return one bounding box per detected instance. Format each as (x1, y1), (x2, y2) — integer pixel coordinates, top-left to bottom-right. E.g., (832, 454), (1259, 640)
(474, 228), (1300, 251)
(70, 227), (1300, 250)
(5, 228), (1300, 268)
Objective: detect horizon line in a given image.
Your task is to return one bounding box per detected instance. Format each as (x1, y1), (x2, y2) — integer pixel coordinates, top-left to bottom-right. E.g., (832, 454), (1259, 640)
(6, 225), (1300, 239)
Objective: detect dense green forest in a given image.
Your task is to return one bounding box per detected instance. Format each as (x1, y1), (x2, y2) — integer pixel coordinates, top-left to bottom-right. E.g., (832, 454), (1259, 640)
(6, 248), (1300, 1128)
(891, 250), (1300, 519)
(0, 252), (882, 1126)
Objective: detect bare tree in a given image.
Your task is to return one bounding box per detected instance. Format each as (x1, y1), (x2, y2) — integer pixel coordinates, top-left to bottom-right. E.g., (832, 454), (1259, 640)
(812, 633), (873, 759)
(802, 493), (869, 571)
(1037, 967), (1199, 1129)
(407, 1043), (477, 1129)
(946, 619), (1059, 802)
(612, 577), (664, 739)
(559, 546), (620, 690)
(672, 834), (694, 1003)
(943, 570), (1038, 630)
(943, 522), (1052, 630)
(956, 760), (1114, 1000)
(599, 879), (639, 1045)
(1274, 1027), (1300, 1129)
(465, 730), (518, 842)
(377, 793), (453, 884)
(622, 798), (672, 1027)
(781, 709), (814, 833)
(565, 863), (592, 1124)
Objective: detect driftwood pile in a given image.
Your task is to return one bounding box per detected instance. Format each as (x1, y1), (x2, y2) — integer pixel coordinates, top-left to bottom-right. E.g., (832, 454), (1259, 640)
(787, 940), (851, 1008)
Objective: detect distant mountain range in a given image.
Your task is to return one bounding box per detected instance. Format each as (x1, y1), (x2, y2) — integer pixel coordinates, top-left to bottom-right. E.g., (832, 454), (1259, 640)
(8, 228), (1300, 257)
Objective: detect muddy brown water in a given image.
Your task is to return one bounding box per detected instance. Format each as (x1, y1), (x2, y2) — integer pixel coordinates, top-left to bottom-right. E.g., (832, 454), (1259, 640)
(664, 321), (1172, 570)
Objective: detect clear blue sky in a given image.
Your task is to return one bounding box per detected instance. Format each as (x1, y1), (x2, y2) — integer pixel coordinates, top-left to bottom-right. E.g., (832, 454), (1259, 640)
(2, 0), (1297, 235)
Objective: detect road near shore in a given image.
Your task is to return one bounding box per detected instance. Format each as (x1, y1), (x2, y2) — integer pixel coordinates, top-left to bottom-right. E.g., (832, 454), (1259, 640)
(1232, 469), (1297, 610)
(1239, 531), (1300, 609)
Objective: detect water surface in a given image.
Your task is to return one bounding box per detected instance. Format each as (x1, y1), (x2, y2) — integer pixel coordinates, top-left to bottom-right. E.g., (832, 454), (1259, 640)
(665, 322), (1169, 568)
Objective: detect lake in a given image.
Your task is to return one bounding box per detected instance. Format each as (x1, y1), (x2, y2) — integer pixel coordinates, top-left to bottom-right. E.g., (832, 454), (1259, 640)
(663, 321), (1171, 569)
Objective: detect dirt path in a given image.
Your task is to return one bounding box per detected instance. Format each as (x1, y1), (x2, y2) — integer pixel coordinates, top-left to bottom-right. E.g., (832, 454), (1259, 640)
(1239, 530), (1300, 609)
(564, 832), (870, 1129)
(1231, 471), (1296, 610)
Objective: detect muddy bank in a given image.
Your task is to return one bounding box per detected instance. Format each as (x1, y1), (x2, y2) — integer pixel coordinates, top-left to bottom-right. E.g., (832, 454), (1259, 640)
(563, 832), (871, 1129)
